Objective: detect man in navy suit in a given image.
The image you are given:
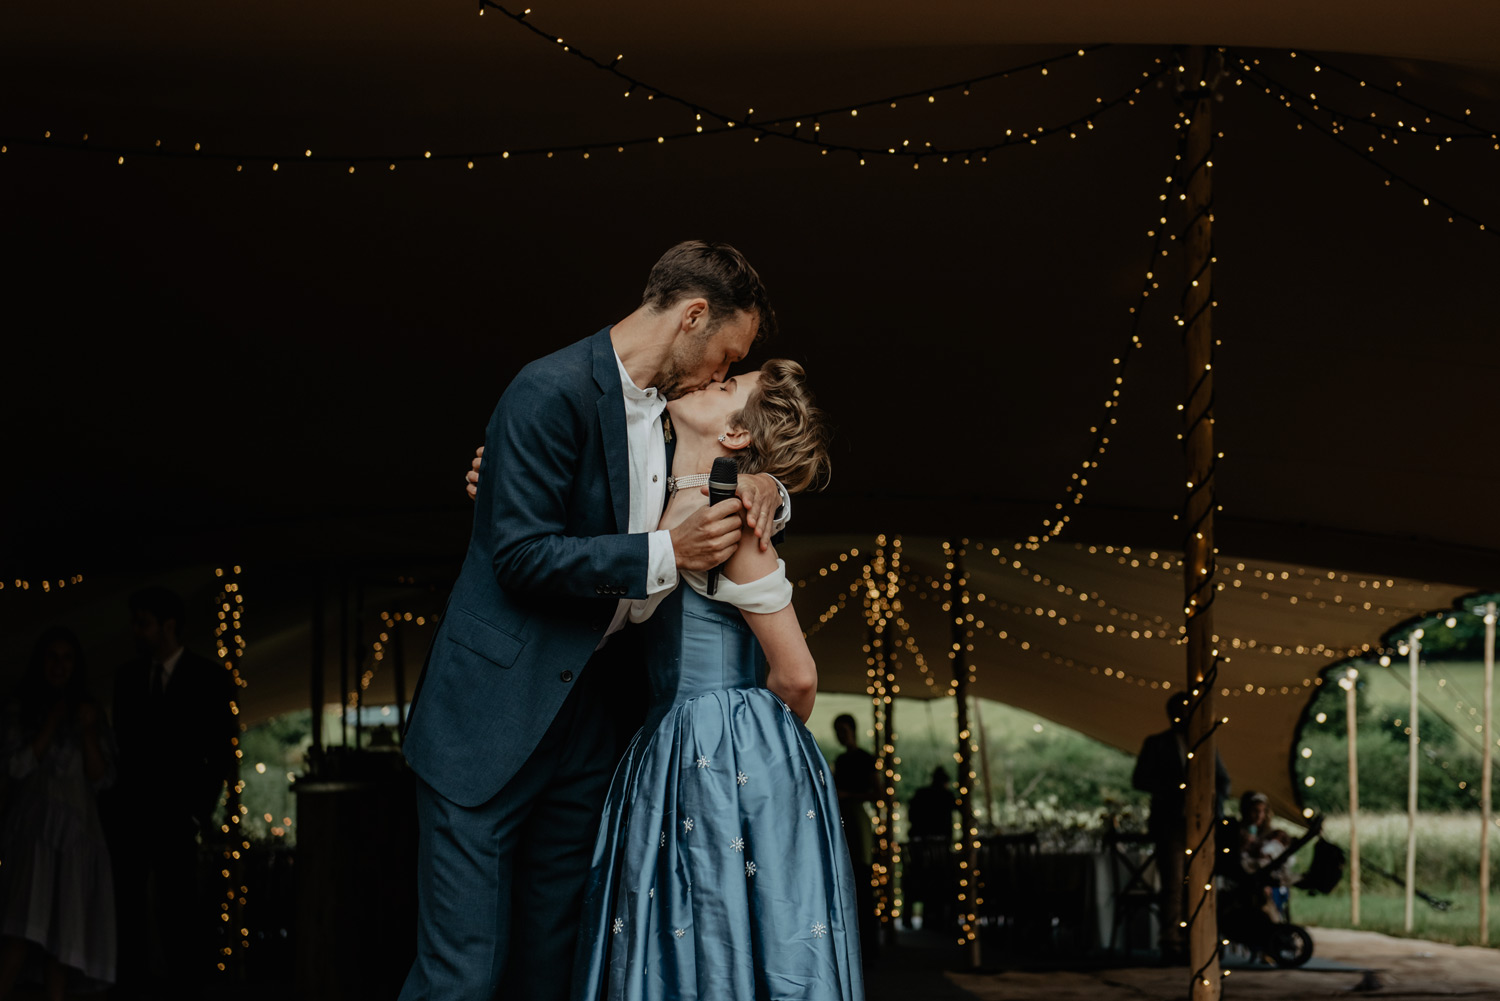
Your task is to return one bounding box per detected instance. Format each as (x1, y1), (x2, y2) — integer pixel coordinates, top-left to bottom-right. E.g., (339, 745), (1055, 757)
(399, 241), (789, 1001)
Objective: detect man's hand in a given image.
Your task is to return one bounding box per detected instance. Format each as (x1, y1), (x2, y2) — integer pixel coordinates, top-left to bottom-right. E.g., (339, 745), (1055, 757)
(703, 472), (780, 552)
(465, 445), (484, 501)
(671, 498), (744, 571)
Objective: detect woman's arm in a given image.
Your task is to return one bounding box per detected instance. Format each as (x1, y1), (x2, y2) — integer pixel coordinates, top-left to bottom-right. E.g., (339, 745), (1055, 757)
(76, 702), (108, 786)
(728, 533), (817, 721)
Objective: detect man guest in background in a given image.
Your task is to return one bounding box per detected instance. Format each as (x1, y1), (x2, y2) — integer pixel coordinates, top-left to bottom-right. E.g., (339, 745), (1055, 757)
(1131, 692), (1230, 964)
(832, 713), (880, 961)
(106, 586), (236, 995)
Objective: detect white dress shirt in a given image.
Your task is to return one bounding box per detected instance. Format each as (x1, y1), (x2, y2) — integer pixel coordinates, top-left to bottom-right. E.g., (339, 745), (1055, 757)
(155, 645), (186, 691)
(600, 352), (680, 646)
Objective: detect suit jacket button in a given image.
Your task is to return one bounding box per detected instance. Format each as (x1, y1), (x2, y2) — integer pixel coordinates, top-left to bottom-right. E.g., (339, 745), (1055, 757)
(560, 670), (574, 683)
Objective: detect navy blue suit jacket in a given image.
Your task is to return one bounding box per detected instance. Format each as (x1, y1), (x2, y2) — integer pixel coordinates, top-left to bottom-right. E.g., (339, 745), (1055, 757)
(403, 327), (651, 807)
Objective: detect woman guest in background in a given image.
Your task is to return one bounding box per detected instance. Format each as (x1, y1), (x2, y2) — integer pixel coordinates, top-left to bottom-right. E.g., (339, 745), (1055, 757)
(573, 358), (864, 1001)
(0, 626), (117, 1001)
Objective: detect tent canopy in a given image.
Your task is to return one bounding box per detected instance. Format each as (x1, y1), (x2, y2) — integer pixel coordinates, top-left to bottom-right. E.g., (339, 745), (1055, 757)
(3, 0), (1496, 821)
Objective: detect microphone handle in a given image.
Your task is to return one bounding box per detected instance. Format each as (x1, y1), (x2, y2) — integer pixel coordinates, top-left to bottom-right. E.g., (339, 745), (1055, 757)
(706, 458), (739, 596)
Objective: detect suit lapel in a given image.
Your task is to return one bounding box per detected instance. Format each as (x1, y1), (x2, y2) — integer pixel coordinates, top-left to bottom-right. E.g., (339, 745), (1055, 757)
(591, 328), (631, 534)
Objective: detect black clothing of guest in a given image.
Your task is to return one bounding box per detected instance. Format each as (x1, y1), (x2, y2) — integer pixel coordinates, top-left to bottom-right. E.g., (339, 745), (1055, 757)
(107, 648), (235, 988)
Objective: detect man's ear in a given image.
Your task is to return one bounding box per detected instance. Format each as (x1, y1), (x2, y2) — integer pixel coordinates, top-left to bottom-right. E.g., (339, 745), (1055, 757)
(680, 298), (710, 332)
(721, 428), (751, 451)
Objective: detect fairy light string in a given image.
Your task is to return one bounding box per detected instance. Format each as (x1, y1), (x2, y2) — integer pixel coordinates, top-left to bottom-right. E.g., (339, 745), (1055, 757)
(941, 541), (983, 956)
(1294, 49), (1500, 137)
(0, 42), (1167, 169)
(0, 575), (85, 592)
(1235, 63), (1497, 145)
(1232, 56), (1494, 235)
(212, 565), (251, 974)
(482, 2), (1163, 163)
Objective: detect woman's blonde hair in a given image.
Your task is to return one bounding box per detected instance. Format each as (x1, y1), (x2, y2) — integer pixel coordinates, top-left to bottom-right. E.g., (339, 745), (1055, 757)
(730, 358), (832, 494)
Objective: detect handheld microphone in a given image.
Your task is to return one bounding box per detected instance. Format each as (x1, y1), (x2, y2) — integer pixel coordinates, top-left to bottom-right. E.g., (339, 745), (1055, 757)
(706, 456), (740, 596)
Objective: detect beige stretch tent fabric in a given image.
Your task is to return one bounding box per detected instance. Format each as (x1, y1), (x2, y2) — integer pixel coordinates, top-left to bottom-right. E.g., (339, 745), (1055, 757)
(782, 535), (1476, 820)
(0, 545), (1474, 822)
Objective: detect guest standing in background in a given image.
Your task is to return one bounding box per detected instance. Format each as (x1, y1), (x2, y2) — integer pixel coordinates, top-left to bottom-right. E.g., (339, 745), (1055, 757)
(0, 626), (117, 1000)
(1132, 693), (1230, 964)
(904, 766), (958, 930)
(105, 587), (236, 995)
(832, 713), (880, 962)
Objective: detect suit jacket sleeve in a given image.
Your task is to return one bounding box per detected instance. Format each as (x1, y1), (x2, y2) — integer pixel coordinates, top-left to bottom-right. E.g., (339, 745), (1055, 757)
(487, 363), (651, 599)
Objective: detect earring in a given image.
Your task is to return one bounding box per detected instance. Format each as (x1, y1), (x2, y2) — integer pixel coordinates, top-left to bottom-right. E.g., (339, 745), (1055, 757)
(718, 434), (728, 444)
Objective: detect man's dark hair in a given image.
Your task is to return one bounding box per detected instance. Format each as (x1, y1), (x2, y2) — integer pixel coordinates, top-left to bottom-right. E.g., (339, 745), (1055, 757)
(130, 585), (186, 633)
(641, 240), (777, 341)
(833, 713), (857, 732)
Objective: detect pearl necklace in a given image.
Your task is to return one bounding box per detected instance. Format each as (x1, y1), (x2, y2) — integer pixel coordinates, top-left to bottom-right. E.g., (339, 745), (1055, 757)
(666, 472), (710, 498)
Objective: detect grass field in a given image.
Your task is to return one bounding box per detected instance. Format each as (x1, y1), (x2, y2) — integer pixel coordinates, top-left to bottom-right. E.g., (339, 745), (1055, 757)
(1285, 812), (1499, 948)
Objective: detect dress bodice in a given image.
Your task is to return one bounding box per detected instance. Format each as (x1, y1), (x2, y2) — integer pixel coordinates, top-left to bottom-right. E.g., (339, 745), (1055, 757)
(639, 586), (767, 730)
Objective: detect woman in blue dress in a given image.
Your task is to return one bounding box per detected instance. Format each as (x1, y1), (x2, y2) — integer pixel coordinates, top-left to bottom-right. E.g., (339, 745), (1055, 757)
(574, 358), (862, 1001)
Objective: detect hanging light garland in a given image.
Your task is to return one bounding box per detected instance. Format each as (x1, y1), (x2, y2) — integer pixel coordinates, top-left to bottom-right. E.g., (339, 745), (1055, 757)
(0, 574), (85, 592)
(211, 565), (251, 975)
(0, 33), (1166, 171)
(1229, 55), (1494, 235)
(480, 2), (1165, 164)
(1291, 49), (1499, 139)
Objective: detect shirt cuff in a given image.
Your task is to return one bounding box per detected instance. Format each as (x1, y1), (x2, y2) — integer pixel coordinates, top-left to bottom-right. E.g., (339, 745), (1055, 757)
(647, 530), (678, 595)
(770, 476), (792, 534)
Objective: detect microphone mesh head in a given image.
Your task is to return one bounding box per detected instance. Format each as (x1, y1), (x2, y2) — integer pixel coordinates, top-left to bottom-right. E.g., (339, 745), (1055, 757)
(709, 456), (740, 490)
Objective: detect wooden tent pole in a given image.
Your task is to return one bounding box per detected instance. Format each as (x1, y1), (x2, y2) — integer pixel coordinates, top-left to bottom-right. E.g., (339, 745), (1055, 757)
(1179, 45), (1222, 1001)
(1480, 601), (1495, 945)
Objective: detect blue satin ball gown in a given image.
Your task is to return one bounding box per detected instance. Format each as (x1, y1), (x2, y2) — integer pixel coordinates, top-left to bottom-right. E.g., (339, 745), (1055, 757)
(573, 581), (865, 1001)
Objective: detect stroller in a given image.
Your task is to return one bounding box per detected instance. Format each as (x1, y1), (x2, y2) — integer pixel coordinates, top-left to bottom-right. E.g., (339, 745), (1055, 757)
(1215, 815), (1344, 968)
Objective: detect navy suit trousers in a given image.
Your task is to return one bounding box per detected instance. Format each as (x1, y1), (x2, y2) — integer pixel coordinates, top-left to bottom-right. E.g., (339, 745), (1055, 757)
(399, 655), (617, 1001)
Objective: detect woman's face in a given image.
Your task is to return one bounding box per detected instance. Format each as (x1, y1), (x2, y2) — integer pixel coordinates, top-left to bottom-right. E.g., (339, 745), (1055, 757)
(1246, 801), (1270, 828)
(666, 369), (762, 439)
(43, 640), (76, 689)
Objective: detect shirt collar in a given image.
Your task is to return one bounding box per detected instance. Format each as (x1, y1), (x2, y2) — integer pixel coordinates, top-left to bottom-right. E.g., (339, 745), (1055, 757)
(614, 349), (660, 404)
(160, 646), (186, 677)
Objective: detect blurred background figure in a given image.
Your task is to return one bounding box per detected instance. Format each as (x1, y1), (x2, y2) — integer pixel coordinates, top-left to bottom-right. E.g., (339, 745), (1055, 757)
(832, 713), (880, 962)
(1225, 790), (1297, 920)
(903, 766), (958, 931)
(0, 626), (117, 1000)
(105, 587), (235, 995)
(1132, 693), (1230, 963)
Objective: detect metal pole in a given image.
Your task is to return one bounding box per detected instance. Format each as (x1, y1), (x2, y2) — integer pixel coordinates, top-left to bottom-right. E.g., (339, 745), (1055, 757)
(1179, 45), (1221, 1001)
(1405, 630), (1423, 932)
(1346, 670), (1361, 926)
(1481, 602), (1495, 945)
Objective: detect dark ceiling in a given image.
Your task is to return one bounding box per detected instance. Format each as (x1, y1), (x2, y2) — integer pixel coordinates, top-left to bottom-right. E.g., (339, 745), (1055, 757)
(4, 1), (1498, 588)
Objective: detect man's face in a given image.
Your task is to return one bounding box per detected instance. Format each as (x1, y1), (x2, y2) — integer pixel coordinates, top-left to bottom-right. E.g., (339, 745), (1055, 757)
(834, 720), (855, 747)
(655, 308), (758, 401)
(132, 610), (174, 659)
